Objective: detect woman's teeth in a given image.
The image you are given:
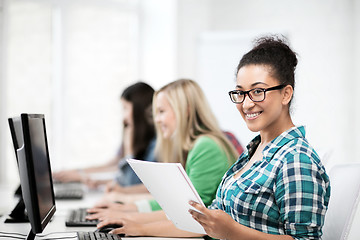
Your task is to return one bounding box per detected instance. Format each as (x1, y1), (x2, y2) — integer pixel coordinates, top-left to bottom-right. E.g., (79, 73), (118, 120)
(246, 112), (261, 118)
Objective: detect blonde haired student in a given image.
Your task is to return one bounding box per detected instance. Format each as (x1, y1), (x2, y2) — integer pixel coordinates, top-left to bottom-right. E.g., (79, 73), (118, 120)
(89, 79), (238, 237)
(143, 78), (239, 210)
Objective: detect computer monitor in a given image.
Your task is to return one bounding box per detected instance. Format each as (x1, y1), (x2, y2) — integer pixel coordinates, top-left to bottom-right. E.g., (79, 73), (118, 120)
(16, 113), (56, 240)
(8, 116), (83, 225)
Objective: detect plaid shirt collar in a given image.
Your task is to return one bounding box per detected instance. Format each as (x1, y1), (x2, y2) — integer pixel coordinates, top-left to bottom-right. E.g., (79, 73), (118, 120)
(230, 126), (306, 174)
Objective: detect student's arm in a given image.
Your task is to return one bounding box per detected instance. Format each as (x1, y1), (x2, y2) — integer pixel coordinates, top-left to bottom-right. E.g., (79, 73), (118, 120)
(53, 155), (120, 182)
(275, 151), (329, 239)
(105, 182), (148, 194)
(189, 201), (293, 240)
(83, 155), (121, 173)
(88, 208), (168, 223)
(93, 209), (203, 237)
(98, 218), (204, 238)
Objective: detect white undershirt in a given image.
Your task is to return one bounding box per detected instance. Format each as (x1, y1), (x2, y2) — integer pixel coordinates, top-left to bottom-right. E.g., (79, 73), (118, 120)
(223, 170), (242, 190)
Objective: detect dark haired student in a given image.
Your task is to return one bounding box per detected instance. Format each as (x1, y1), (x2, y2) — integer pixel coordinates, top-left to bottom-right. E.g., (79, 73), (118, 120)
(53, 82), (156, 189)
(189, 35), (330, 240)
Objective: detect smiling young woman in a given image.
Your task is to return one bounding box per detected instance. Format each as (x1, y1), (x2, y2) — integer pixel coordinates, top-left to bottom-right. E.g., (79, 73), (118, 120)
(190, 35), (331, 240)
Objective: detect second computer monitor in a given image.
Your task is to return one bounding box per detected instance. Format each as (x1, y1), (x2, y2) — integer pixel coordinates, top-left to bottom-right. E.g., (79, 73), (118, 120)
(16, 113), (56, 240)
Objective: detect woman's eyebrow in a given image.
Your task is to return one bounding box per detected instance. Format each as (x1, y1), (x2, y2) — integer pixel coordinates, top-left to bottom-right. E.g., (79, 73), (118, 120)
(236, 82), (269, 89)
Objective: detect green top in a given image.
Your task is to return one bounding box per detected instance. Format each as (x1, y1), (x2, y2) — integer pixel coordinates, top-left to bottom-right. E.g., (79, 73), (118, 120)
(149, 135), (232, 211)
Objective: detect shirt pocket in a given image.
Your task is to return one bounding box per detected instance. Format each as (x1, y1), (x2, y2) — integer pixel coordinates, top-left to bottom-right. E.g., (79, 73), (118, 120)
(233, 180), (278, 220)
(244, 181), (263, 194)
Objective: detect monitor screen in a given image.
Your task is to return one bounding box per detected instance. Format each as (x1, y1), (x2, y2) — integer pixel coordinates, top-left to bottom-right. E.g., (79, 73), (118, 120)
(16, 113), (56, 240)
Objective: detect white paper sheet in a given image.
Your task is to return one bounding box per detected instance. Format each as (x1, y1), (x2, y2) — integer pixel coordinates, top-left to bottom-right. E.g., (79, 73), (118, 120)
(127, 159), (206, 234)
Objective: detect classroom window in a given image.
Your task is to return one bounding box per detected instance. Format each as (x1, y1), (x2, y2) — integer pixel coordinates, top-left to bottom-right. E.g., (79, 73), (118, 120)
(2, 0), (140, 183)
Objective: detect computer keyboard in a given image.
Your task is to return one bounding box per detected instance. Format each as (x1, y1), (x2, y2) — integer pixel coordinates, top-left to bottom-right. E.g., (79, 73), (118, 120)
(66, 208), (99, 227)
(55, 188), (84, 199)
(77, 231), (122, 240)
(54, 182), (84, 200)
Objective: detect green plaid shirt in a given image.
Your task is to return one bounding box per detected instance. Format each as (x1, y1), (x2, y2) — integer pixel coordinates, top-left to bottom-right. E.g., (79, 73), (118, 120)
(209, 126), (330, 239)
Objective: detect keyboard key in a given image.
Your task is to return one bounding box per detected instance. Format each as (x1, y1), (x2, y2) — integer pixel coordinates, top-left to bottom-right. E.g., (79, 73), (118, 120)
(77, 231), (122, 240)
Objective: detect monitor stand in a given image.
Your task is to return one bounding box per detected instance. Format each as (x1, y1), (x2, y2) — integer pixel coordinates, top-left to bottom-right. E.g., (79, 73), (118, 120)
(13, 184), (22, 197)
(4, 197), (29, 223)
(26, 230), (36, 240)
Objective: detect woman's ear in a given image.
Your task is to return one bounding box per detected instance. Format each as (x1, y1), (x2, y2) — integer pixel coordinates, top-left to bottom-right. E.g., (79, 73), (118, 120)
(282, 85), (293, 105)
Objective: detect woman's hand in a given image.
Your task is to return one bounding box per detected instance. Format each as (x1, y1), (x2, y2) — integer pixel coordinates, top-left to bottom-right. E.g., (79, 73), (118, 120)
(86, 203), (138, 220)
(105, 181), (125, 193)
(89, 202), (137, 213)
(97, 218), (146, 236)
(84, 179), (110, 189)
(86, 208), (135, 222)
(97, 211), (204, 238)
(52, 169), (86, 183)
(189, 200), (236, 240)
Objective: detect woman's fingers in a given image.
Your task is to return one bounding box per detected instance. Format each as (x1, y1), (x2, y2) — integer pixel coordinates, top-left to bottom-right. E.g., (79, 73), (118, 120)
(188, 201), (209, 226)
(86, 212), (102, 220)
(97, 219), (122, 229)
(189, 201), (207, 213)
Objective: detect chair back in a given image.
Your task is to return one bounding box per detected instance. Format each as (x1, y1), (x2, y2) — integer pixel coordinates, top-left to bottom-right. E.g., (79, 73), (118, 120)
(322, 163), (360, 240)
(223, 131), (244, 155)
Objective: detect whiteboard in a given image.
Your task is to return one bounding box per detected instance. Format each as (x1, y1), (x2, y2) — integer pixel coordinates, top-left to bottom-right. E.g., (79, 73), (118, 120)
(196, 31), (272, 146)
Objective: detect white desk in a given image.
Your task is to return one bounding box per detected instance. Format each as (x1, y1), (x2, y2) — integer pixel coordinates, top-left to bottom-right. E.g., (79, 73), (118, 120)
(0, 185), (202, 240)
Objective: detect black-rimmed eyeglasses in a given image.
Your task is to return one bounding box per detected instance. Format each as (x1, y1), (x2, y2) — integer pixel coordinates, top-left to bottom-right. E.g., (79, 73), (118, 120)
(228, 84), (286, 104)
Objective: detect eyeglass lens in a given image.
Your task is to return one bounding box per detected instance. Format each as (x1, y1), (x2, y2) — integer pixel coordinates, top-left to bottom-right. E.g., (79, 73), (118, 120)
(231, 89), (265, 103)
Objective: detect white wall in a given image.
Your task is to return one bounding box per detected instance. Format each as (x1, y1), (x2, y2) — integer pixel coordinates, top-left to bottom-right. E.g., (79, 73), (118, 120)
(175, 0), (360, 168)
(349, 1), (360, 238)
(355, 0), (360, 163)
(0, 0), (6, 183)
(176, 0), (210, 79)
(138, 0), (178, 89)
(196, 32), (259, 145)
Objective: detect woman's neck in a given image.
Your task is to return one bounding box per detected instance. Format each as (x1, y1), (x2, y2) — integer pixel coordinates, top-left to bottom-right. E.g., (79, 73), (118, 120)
(260, 114), (294, 144)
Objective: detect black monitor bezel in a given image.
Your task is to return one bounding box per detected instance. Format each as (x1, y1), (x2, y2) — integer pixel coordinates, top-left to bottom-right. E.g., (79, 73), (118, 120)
(17, 113), (56, 235)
